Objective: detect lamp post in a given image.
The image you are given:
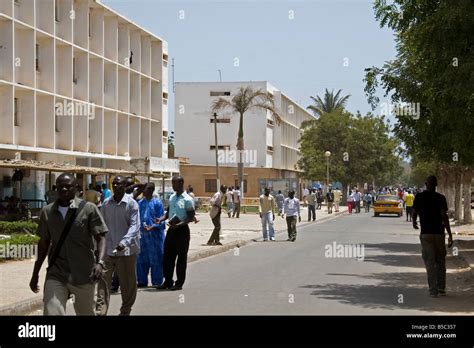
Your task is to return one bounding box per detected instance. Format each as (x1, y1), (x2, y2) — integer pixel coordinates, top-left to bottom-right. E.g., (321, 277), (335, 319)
(213, 113), (221, 189)
(324, 151), (331, 190)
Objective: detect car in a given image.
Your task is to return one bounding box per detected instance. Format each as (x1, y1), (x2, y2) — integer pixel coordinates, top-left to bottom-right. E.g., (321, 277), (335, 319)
(373, 195), (403, 217)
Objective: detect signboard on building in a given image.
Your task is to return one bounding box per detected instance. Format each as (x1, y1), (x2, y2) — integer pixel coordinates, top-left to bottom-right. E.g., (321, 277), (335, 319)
(149, 157), (180, 173)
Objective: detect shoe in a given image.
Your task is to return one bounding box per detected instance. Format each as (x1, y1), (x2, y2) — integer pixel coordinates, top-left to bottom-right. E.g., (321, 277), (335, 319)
(291, 238), (296, 242)
(170, 285), (183, 291)
(263, 238), (268, 241)
(156, 283), (173, 290)
(438, 290), (447, 296)
(137, 283), (148, 288)
(287, 238), (291, 241)
(270, 237), (275, 241)
(215, 242), (223, 245)
(429, 291), (439, 298)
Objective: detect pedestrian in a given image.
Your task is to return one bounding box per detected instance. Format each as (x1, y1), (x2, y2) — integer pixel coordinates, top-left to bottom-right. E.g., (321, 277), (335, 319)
(412, 175), (453, 298)
(136, 183), (166, 288)
(302, 186), (309, 207)
(276, 190), (285, 216)
(232, 186), (241, 218)
(364, 191), (372, 212)
(405, 190), (415, 222)
(316, 188), (324, 210)
(259, 187), (276, 241)
(102, 183), (112, 201)
(97, 175), (140, 316)
(326, 186), (334, 214)
(307, 189), (316, 221)
(85, 184), (102, 206)
(225, 186), (234, 218)
(155, 175), (196, 291)
(282, 191), (301, 242)
(354, 189), (361, 213)
(207, 184), (226, 245)
(333, 187), (342, 212)
(29, 173), (108, 315)
(347, 190), (353, 214)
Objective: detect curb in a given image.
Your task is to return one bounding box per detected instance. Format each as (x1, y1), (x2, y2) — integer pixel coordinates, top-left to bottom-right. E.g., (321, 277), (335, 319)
(0, 296), (42, 316)
(1, 209), (347, 315)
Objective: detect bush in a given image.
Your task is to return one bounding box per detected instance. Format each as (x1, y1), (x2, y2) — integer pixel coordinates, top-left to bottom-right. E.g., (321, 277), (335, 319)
(0, 221), (38, 235)
(0, 234), (40, 245)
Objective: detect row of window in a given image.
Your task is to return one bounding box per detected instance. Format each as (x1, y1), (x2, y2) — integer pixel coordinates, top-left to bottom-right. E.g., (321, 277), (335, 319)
(204, 179), (247, 193)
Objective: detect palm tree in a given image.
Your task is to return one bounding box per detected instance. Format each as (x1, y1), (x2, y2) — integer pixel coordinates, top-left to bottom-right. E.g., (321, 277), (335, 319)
(307, 88), (351, 118)
(211, 86), (281, 196)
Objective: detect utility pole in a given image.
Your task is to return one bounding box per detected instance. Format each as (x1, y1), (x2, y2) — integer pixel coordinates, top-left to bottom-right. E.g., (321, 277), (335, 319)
(213, 113), (220, 189)
(172, 58), (175, 93)
(218, 69), (222, 82)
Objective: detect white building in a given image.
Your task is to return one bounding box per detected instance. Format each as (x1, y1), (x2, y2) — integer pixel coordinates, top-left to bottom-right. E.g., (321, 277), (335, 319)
(174, 81), (314, 197)
(0, 0), (176, 204)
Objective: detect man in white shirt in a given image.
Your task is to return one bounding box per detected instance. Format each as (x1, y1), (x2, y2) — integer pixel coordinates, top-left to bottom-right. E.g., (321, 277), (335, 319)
(302, 187), (310, 207)
(282, 191), (301, 242)
(232, 186), (241, 218)
(207, 185), (227, 245)
(225, 187), (234, 218)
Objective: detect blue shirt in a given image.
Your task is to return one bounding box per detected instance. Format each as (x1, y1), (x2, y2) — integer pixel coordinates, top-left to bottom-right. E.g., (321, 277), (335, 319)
(103, 188), (112, 200)
(139, 197), (165, 231)
(168, 192), (195, 222)
(101, 194), (140, 256)
(283, 197), (300, 217)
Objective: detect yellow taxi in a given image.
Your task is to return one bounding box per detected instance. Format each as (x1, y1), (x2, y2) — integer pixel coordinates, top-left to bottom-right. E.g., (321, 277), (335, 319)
(373, 195), (403, 217)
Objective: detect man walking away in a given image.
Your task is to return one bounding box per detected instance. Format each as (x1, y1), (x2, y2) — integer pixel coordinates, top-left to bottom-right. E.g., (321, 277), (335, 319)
(347, 190), (354, 214)
(405, 190), (415, 222)
(136, 183), (166, 288)
(307, 189), (316, 221)
(225, 186), (234, 218)
(207, 185), (227, 245)
(98, 176), (140, 316)
(354, 189), (361, 213)
(302, 186), (309, 207)
(316, 188), (324, 210)
(364, 191), (372, 213)
(276, 190), (285, 216)
(282, 191), (301, 242)
(30, 173), (108, 315)
(333, 188), (342, 212)
(232, 186), (241, 218)
(155, 176), (195, 291)
(326, 187), (334, 214)
(259, 187), (276, 241)
(413, 175), (453, 298)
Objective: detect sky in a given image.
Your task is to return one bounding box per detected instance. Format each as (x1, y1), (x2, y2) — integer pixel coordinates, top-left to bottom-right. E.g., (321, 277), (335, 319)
(103, 0), (398, 132)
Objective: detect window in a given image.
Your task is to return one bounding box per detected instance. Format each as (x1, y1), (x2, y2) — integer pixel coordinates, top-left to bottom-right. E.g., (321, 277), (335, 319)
(163, 130), (168, 137)
(267, 119), (274, 126)
(210, 91), (231, 97)
(162, 53), (168, 61)
(14, 98), (19, 126)
(210, 145), (230, 150)
(35, 44), (39, 72)
(14, 0), (20, 5)
(55, 0), (60, 22)
(267, 145), (274, 152)
(162, 92), (168, 99)
(210, 118), (231, 124)
(234, 180), (248, 193)
(55, 105), (60, 132)
(88, 12), (91, 37)
(205, 179), (217, 193)
(73, 58), (77, 84)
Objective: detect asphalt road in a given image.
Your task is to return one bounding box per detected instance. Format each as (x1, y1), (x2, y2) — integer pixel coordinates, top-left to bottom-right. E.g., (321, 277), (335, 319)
(104, 211), (474, 315)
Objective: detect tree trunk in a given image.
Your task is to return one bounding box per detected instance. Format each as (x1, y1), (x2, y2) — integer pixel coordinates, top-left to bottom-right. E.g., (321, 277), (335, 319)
(445, 168), (455, 219)
(237, 112), (244, 199)
(454, 168), (462, 222)
(462, 169), (472, 224)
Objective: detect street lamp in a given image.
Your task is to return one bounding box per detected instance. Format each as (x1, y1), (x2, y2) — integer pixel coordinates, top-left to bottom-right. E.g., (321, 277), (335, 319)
(213, 113), (221, 190)
(324, 151), (331, 190)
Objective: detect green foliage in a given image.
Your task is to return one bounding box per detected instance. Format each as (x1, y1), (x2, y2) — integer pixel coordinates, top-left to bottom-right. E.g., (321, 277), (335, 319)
(307, 89), (351, 118)
(0, 234), (40, 246)
(0, 221), (38, 235)
(364, 0), (474, 166)
(298, 110), (403, 186)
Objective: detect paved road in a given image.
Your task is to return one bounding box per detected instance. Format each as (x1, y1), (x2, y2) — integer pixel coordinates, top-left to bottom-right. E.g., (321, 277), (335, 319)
(105, 212), (474, 315)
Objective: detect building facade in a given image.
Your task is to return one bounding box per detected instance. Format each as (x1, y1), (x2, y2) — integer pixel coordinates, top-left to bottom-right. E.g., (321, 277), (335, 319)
(0, 0), (175, 203)
(175, 81), (314, 197)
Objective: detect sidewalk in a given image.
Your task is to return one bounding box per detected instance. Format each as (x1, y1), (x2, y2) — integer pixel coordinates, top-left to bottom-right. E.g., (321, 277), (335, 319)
(0, 205), (346, 315)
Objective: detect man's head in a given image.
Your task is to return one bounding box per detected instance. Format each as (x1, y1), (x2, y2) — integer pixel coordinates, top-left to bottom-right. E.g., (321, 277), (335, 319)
(56, 173), (77, 203)
(172, 175), (184, 193)
(112, 176), (126, 196)
(220, 184), (227, 194)
(102, 183), (107, 190)
(408, 190), (412, 194)
(278, 190), (282, 194)
(235, 186), (240, 190)
(288, 190), (295, 199)
(95, 184), (101, 191)
(143, 182), (155, 199)
(125, 177), (135, 194)
(425, 175), (437, 191)
(264, 187), (270, 196)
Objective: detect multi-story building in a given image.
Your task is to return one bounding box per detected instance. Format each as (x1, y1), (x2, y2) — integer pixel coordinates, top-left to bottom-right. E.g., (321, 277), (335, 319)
(0, 0), (177, 204)
(175, 81), (314, 197)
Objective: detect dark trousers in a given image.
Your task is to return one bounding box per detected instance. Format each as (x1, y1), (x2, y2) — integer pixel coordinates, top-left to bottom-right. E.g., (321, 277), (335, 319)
(355, 201), (361, 213)
(308, 205), (316, 221)
(232, 202), (240, 218)
(406, 206), (413, 221)
(163, 225), (190, 287)
(420, 234), (446, 295)
(111, 272), (119, 289)
(207, 213), (221, 244)
(286, 216), (297, 240)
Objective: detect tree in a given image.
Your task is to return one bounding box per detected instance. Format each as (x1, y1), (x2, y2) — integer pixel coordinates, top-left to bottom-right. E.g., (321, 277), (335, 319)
(211, 86), (281, 195)
(364, 0), (474, 223)
(307, 89), (351, 118)
(167, 131), (175, 158)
